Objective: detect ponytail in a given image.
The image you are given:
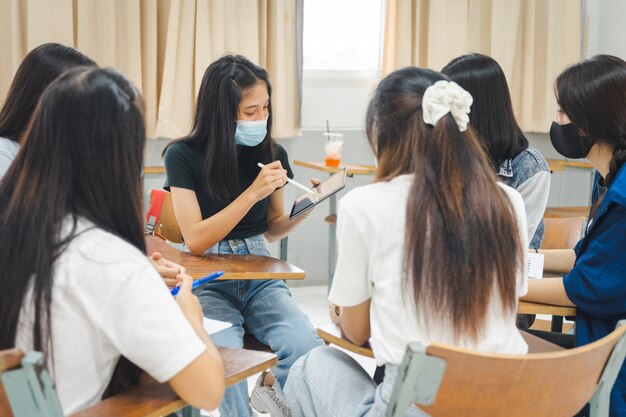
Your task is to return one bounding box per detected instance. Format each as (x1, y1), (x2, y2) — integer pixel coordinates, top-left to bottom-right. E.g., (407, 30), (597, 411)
(368, 67), (523, 343)
(605, 136), (626, 187)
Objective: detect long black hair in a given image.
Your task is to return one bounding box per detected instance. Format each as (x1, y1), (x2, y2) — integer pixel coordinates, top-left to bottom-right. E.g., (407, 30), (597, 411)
(163, 55), (276, 201)
(0, 67), (146, 395)
(368, 67), (522, 342)
(556, 55), (626, 189)
(442, 53), (528, 170)
(0, 43), (96, 142)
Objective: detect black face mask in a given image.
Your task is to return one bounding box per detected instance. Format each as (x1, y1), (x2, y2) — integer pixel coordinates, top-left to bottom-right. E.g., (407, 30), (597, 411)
(549, 122), (596, 159)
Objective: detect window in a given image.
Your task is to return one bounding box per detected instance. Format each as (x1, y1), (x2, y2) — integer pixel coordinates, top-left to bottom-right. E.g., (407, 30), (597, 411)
(303, 0), (384, 71)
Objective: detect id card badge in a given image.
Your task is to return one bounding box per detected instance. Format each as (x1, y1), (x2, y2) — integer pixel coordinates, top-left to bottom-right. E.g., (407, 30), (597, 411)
(527, 252), (544, 279)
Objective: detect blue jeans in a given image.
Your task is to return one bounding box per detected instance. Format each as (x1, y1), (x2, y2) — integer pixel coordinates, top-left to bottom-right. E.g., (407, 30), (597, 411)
(196, 235), (324, 417)
(285, 346), (428, 417)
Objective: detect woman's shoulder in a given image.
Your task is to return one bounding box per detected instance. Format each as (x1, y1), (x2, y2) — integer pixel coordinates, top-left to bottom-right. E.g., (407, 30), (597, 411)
(0, 136), (19, 155)
(340, 174), (412, 211)
(273, 142), (289, 161)
(512, 147), (550, 172)
(163, 140), (204, 170)
(505, 147), (550, 187)
(65, 218), (150, 269)
(164, 140), (200, 158)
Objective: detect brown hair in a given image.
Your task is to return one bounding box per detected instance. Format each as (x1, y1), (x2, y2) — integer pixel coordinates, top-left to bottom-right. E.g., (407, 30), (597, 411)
(367, 67), (523, 342)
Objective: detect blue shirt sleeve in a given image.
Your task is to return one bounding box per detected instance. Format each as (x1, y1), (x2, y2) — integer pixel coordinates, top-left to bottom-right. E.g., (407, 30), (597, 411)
(563, 203), (626, 319)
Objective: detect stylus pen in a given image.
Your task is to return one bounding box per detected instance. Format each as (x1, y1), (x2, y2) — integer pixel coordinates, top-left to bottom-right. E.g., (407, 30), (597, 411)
(257, 162), (316, 194)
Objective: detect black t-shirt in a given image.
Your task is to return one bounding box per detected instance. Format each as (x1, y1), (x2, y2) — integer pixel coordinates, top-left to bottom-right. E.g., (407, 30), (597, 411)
(163, 141), (294, 240)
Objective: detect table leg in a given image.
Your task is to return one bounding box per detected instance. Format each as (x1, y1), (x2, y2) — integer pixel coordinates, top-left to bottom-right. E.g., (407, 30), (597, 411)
(551, 316), (564, 333)
(328, 190), (337, 290)
(280, 236), (288, 261)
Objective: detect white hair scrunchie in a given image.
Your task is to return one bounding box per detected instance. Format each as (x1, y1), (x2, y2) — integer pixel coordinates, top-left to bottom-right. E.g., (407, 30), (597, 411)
(422, 80), (473, 132)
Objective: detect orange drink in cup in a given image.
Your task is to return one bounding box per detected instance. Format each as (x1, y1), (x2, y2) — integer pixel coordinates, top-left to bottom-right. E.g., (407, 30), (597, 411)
(324, 133), (344, 167)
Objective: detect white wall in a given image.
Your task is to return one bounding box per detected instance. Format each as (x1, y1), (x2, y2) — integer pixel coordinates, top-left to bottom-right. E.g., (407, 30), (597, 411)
(301, 70), (379, 130)
(586, 0), (626, 59)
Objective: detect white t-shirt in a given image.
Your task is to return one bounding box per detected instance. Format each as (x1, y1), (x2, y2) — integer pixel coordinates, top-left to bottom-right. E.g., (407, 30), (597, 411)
(328, 175), (529, 365)
(0, 136), (19, 180)
(15, 217), (206, 414)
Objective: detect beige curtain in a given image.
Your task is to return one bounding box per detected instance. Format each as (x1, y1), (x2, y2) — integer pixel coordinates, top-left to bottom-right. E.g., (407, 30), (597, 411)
(0, 0), (300, 138)
(383, 0), (581, 133)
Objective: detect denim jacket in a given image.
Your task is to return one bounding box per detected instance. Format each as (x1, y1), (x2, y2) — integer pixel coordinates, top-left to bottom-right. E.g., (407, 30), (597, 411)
(497, 147), (551, 249)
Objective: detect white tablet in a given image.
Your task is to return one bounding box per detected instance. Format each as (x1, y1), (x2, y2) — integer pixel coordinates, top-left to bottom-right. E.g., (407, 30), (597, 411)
(288, 168), (348, 219)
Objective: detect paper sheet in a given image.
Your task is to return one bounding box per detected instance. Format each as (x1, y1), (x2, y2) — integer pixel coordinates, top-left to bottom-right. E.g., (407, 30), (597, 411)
(527, 253), (545, 279)
(203, 317), (232, 335)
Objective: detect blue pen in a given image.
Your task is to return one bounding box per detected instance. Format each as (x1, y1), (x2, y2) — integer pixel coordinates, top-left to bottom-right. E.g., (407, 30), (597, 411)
(170, 271), (224, 296)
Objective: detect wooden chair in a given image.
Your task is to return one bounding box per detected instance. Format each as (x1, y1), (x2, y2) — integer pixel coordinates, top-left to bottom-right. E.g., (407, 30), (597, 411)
(1, 349), (65, 417)
(544, 206), (590, 219)
(317, 323), (564, 359)
(541, 216), (587, 250)
(386, 321), (626, 417)
(1, 347), (276, 417)
(148, 190), (184, 244)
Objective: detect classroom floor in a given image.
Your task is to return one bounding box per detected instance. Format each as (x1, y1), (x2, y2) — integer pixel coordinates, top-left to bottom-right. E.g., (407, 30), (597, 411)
(201, 284), (376, 417)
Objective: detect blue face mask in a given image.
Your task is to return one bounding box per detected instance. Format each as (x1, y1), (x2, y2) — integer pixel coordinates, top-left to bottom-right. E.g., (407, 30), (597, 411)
(235, 118), (268, 147)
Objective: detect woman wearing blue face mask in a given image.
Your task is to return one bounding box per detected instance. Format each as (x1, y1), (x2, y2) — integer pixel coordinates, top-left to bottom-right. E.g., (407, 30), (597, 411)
(522, 55), (626, 416)
(162, 55), (323, 417)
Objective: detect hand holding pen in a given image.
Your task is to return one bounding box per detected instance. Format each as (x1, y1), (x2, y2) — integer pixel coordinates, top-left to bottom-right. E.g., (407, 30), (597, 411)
(173, 275), (205, 329)
(170, 271), (225, 296)
(257, 162), (316, 195)
(246, 160), (290, 201)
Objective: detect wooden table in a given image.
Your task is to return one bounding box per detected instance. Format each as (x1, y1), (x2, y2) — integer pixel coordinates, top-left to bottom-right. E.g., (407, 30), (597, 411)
(293, 161), (377, 176)
(518, 301), (576, 317)
(293, 160), (377, 286)
(545, 159), (593, 172)
(525, 272), (576, 332)
(317, 323), (374, 358)
(146, 235), (305, 280)
(143, 166), (165, 175)
(71, 348), (276, 417)
(544, 206), (590, 218)
(317, 323), (563, 362)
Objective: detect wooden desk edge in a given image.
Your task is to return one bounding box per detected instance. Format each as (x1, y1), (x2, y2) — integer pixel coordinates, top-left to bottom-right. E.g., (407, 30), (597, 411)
(518, 301), (576, 316)
(69, 385), (185, 417)
(317, 326), (374, 358)
(211, 273), (305, 280)
(546, 159), (594, 172)
(70, 350), (277, 417)
(293, 160), (375, 175)
(143, 166), (165, 175)
(145, 236), (306, 280)
(224, 355), (277, 386)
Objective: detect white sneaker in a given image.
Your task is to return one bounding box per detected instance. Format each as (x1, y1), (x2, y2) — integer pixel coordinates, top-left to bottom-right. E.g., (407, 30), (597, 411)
(249, 372), (292, 417)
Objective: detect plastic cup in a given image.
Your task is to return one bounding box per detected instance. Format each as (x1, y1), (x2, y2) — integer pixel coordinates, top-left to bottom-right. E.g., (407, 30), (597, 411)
(324, 133), (344, 167)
